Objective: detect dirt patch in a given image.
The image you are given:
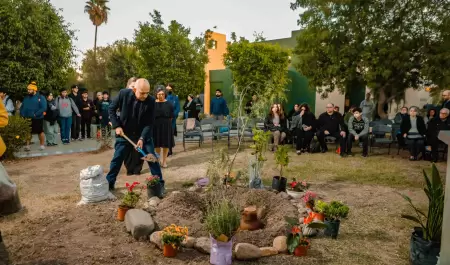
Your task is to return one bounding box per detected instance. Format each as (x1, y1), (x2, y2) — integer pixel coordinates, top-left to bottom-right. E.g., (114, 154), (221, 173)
(153, 188), (297, 247)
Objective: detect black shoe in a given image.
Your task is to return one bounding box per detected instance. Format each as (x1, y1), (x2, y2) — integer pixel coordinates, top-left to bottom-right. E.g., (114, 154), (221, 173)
(321, 148), (328, 153)
(126, 172), (133, 176)
(133, 172), (141, 176)
(362, 154), (368, 157)
(108, 183), (115, 191)
(340, 153), (347, 158)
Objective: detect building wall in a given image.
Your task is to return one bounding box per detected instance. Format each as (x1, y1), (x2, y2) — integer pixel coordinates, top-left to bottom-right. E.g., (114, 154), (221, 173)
(204, 32), (228, 114)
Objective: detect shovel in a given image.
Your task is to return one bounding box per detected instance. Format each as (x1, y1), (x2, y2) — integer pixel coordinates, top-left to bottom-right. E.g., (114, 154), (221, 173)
(121, 134), (158, 162)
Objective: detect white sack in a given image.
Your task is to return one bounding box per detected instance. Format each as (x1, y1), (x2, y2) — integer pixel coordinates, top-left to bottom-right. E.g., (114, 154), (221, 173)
(77, 165), (115, 205)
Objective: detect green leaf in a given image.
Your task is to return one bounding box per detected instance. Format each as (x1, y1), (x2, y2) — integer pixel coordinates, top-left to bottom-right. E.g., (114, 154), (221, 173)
(401, 214), (423, 225)
(284, 216), (299, 226)
(306, 222), (329, 229)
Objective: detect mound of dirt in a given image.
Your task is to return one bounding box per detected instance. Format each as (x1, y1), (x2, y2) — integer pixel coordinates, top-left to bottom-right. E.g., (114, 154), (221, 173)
(153, 188), (297, 247)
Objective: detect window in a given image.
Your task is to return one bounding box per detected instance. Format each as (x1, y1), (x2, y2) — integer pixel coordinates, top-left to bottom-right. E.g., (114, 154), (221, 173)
(211, 40), (217, 50)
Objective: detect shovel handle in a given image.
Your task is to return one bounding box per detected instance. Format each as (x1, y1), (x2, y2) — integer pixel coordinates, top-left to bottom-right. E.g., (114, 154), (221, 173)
(122, 134), (148, 157)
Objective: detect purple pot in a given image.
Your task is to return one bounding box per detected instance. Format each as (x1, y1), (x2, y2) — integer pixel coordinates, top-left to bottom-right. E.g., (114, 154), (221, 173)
(196, 177), (209, 187)
(210, 235), (233, 265)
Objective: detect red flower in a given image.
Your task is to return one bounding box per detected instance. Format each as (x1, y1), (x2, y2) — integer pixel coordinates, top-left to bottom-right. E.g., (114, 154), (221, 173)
(290, 181), (298, 188)
(126, 181), (140, 192)
(291, 226), (301, 235)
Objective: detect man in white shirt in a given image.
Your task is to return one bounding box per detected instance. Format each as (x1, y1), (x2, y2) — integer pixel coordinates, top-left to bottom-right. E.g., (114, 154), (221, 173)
(360, 93), (374, 121)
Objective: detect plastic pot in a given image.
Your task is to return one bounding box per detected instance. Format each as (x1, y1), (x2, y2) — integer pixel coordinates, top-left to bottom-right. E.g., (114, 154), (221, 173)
(278, 177), (287, 192)
(271, 176), (280, 190)
(147, 182), (163, 198)
(210, 235), (233, 265)
(324, 219), (340, 239)
(294, 243), (309, 257)
(409, 227), (440, 265)
(163, 244), (177, 258)
(117, 206), (131, 221)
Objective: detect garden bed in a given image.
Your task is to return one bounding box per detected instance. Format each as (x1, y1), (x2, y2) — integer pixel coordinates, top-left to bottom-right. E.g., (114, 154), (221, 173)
(153, 188), (297, 247)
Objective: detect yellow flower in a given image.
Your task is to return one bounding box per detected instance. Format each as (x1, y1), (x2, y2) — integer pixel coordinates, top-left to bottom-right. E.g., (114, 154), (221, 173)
(15, 135), (19, 139)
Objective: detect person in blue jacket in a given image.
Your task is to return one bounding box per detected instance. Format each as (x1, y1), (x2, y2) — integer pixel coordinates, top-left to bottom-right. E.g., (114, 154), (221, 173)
(210, 89), (229, 120)
(166, 83), (180, 156)
(20, 81), (47, 151)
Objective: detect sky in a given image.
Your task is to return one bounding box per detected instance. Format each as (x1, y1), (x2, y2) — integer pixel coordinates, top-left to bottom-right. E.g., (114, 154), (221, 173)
(49, 0), (301, 67)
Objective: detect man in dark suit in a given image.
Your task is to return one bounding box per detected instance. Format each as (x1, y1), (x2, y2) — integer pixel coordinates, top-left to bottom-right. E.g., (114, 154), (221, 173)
(105, 78), (163, 190)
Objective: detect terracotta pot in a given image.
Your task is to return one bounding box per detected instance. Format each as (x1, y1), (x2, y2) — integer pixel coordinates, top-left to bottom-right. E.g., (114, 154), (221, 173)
(294, 244), (309, 257)
(117, 206), (131, 221)
(163, 244), (177, 257)
(313, 212), (325, 222)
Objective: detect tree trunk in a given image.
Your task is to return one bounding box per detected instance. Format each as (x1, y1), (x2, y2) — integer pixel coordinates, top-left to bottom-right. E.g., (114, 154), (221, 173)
(94, 25), (98, 59)
(377, 87), (388, 119)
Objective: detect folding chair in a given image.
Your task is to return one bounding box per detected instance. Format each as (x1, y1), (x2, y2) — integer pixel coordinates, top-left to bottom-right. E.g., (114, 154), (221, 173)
(182, 119), (203, 151)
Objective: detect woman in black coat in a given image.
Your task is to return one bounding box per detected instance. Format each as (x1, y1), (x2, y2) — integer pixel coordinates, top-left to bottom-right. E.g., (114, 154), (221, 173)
(183, 94), (197, 120)
(292, 103), (316, 154)
(400, 106), (427, 161)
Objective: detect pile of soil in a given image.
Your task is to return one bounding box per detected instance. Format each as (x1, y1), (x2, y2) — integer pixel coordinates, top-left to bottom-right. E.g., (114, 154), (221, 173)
(153, 188), (297, 247)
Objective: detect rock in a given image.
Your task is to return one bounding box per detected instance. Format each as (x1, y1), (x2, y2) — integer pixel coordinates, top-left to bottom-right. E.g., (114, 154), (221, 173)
(125, 209), (155, 240)
(194, 237), (211, 254)
(278, 192), (291, 200)
(273, 236), (288, 253)
(234, 243), (261, 260)
(182, 236), (196, 248)
(172, 191), (182, 195)
(148, 196), (160, 207)
(260, 247), (278, 257)
(187, 186), (203, 192)
(150, 231), (162, 249)
(144, 205), (157, 215)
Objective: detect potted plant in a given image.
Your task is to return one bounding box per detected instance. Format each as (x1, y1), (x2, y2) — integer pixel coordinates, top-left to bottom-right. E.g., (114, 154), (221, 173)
(160, 224), (189, 257)
(316, 200), (349, 239)
(287, 178), (309, 198)
(117, 181), (141, 221)
(284, 217), (327, 256)
(302, 191), (317, 210)
(273, 145), (289, 192)
(398, 164), (443, 265)
(249, 129), (271, 189)
(205, 200), (240, 265)
(146, 175), (162, 198)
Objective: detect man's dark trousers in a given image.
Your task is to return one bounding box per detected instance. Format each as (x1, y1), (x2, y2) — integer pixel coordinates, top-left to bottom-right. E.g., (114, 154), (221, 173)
(106, 137), (163, 188)
(71, 113), (81, 139)
(317, 130), (346, 152)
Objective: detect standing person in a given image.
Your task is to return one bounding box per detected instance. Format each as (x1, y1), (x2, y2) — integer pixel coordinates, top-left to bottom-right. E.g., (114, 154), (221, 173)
(183, 94), (197, 119)
(360, 93), (375, 121)
(316, 103), (347, 156)
(0, 87), (15, 116)
(69, 85), (82, 141)
(124, 77), (143, 176)
(56, 88), (80, 144)
(80, 89), (94, 139)
(93, 91), (103, 124)
(194, 94), (203, 120)
(153, 86), (174, 168)
(347, 107), (370, 157)
(43, 92), (59, 146)
(20, 81), (47, 151)
(245, 94), (257, 115)
(441, 90), (450, 109)
(165, 83), (180, 157)
(97, 91), (112, 138)
(105, 78), (163, 191)
(210, 89), (229, 120)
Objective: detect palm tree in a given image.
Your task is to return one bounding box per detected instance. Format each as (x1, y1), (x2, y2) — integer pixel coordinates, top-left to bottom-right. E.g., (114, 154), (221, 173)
(84, 0), (110, 59)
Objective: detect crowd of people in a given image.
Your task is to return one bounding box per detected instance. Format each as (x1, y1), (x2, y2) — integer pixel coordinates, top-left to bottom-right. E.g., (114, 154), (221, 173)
(262, 92), (450, 163)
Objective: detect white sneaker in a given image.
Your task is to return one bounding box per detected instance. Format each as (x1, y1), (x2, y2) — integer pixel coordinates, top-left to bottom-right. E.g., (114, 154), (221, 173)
(39, 145), (45, 151)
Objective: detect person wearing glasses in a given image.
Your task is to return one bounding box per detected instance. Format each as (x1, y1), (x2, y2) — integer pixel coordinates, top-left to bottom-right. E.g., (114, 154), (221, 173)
(105, 78), (163, 191)
(153, 86), (174, 168)
(316, 103), (347, 157)
(426, 108), (450, 162)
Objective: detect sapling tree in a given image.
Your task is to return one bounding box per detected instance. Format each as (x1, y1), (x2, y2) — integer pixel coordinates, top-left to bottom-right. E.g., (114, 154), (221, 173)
(274, 145), (289, 177)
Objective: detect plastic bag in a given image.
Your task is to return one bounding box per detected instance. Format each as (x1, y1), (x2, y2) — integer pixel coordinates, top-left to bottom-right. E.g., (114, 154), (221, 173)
(0, 162), (22, 216)
(210, 236), (233, 265)
(77, 165), (115, 205)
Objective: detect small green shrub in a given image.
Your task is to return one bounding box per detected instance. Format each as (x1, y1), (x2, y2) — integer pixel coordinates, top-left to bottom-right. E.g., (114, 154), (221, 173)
(274, 145), (289, 176)
(0, 116), (31, 159)
(205, 200), (240, 240)
(315, 200), (349, 221)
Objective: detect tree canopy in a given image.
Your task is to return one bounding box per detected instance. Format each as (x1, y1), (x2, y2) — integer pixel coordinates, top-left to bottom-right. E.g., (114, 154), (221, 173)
(291, 0), (450, 117)
(0, 0), (75, 96)
(81, 46), (112, 92)
(134, 10), (210, 100)
(106, 39), (140, 90)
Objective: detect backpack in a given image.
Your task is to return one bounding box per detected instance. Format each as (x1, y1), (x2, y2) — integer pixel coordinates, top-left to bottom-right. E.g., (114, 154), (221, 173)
(310, 139), (321, 153)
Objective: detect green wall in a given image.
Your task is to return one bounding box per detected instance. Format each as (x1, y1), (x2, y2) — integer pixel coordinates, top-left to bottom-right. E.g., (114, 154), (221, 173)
(208, 68), (315, 115)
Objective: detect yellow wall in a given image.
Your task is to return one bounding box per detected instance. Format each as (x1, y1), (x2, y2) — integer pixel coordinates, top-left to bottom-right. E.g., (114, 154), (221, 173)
(204, 32), (228, 114)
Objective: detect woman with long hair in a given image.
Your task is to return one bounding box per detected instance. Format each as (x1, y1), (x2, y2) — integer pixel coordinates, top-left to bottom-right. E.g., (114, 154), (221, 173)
(264, 103), (288, 151)
(291, 103), (316, 154)
(183, 94), (197, 120)
(153, 86), (174, 168)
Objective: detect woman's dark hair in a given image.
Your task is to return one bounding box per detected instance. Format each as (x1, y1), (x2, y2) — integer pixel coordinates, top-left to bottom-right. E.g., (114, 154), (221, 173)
(166, 83), (174, 89)
(427, 108), (437, 118)
(299, 103), (310, 112)
(155, 85), (167, 97)
(59, 88), (67, 93)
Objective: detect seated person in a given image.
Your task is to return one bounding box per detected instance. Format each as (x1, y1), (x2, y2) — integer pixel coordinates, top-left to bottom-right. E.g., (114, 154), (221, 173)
(346, 107), (369, 157)
(316, 103), (347, 157)
(426, 108), (450, 162)
(291, 103), (316, 154)
(264, 104), (287, 151)
(424, 108), (437, 128)
(400, 106), (427, 161)
(394, 106), (409, 147)
(344, 105), (356, 126)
